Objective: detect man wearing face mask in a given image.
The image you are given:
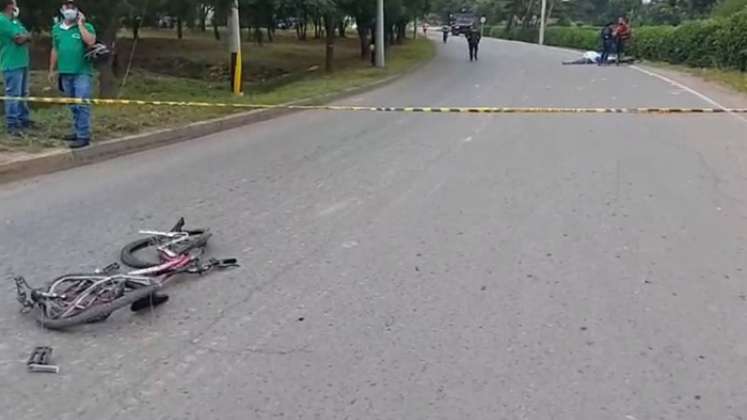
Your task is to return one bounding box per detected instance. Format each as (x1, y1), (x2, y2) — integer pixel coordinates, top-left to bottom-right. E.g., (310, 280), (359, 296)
(0, 0), (32, 137)
(49, 0), (96, 148)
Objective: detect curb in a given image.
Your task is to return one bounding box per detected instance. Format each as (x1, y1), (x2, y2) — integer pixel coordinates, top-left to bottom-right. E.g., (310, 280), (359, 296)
(0, 53), (431, 185)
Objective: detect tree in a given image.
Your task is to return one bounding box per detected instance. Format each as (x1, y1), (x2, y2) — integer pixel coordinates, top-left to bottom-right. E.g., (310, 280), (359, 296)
(711, 0), (747, 16)
(338, 0), (376, 58)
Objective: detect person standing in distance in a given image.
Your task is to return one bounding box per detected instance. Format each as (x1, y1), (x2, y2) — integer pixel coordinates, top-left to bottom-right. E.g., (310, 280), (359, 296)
(49, 0), (96, 148)
(599, 22), (614, 66)
(0, 0), (32, 137)
(467, 26), (481, 61)
(613, 16), (631, 66)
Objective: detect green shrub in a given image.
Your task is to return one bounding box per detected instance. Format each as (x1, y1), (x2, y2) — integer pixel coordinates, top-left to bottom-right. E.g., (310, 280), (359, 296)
(629, 26), (676, 61)
(712, 0), (747, 18)
(488, 11), (747, 71)
(545, 27), (599, 50)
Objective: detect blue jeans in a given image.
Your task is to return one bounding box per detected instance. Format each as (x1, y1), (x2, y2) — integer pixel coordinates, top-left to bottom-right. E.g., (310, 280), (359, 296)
(3, 68), (30, 132)
(60, 74), (92, 140)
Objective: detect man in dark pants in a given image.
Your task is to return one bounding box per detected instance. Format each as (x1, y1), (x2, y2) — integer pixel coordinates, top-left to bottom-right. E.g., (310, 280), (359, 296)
(49, 0), (96, 148)
(0, 0), (32, 137)
(599, 23), (614, 66)
(467, 27), (481, 61)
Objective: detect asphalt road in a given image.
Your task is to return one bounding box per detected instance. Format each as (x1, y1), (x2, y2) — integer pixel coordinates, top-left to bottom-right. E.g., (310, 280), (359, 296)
(2, 36), (747, 420)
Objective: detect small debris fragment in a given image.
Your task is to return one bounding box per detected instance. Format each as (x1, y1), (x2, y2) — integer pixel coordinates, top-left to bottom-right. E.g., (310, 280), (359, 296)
(580, 326), (588, 331)
(694, 395), (701, 400)
(297, 317), (305, 322)
(480, 286), (487, 291)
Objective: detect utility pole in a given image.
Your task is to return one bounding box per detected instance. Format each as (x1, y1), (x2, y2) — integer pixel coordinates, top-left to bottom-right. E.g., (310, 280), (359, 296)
(539, 0), (547, 45)
(229, 0), (243, 95)
(376, 0), (385, 68)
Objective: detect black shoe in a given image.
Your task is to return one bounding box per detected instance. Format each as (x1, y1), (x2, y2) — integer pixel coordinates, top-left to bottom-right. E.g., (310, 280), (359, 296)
(131, 293), (170, 312)
(8, 129), (25, 138)
(69, 139), (90, 149)
(22, 120), (37, 129)
(61, 134), (77, 142)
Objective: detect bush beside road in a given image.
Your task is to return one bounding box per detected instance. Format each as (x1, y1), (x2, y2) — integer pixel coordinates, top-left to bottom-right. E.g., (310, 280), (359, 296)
(0, 31), (434, 154)
(489, 10), (747, 73)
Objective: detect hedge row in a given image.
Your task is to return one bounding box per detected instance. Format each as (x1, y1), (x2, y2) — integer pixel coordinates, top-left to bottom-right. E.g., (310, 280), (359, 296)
(490, 11), (747, 71)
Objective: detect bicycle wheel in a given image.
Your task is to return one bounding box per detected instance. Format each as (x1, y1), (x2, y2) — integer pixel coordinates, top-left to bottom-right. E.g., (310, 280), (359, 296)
(44, 274), (128, 323)
(120, 230), (211, 269)
(31, 284), (159, 330)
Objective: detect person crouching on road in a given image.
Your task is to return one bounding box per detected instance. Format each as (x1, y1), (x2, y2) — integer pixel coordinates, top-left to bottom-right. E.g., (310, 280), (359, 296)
(0, 0), (32, 137)
(467, 26), (481, 61)
(49, 0), (96, 149)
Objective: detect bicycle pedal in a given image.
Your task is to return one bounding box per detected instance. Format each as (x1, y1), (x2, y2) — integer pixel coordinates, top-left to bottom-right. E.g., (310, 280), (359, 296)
(27, 346), (59, 374)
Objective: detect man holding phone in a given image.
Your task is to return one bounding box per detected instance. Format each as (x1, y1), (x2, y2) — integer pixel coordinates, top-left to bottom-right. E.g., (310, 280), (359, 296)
(0, 0), (31, 137)
(49, 0), (96, 148)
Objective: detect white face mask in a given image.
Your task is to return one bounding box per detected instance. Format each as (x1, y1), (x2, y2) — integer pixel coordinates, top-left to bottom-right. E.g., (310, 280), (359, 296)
(12, 7), (19, 18)
(61, 8), (78, 22)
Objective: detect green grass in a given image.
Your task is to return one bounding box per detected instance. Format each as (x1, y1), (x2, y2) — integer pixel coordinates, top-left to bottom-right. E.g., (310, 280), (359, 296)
(685, 68), (747, 95)
(648, 62), (747, 95)
(1, 35), (434, 153)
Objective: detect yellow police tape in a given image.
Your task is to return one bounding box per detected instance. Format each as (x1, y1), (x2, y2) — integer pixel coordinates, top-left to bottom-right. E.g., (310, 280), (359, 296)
(2, 95), (747, 114)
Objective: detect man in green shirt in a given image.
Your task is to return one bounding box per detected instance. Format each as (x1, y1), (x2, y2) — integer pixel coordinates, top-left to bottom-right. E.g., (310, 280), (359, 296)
(49, 0), (95, 148)
(0, 0), (31, 136)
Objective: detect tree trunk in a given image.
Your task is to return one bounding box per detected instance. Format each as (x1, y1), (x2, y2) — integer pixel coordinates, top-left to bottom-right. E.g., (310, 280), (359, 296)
(254, 28), (264, 46)
(213, 18), (221, 40)
(132, 17), (140, 40)
(356, 24), (369, 59)
(505, 15), (515, 34)
(177, 17), (183, 39)
(547, 0), (556, 23)
(99, 16), (120, 98)
(266, 23), (274, 42)
(199, 10), (207, 32)
(413, 17), (417, 39)
(324, 14), (335, 73)
(522, 0), (536, 29)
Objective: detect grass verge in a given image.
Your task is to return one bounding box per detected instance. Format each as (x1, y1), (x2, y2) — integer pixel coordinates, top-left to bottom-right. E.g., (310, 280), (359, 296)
(1, 35), (434, 154)
(674, 67), (747, 95)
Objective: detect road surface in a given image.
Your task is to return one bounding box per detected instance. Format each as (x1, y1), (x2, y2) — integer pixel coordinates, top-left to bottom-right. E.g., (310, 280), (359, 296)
(1, 36), (747, 420)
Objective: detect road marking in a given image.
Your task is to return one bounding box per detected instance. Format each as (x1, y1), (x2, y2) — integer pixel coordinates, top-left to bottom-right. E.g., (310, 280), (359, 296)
(3, 95), (747, 114)
(631, 65), (747, 124)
